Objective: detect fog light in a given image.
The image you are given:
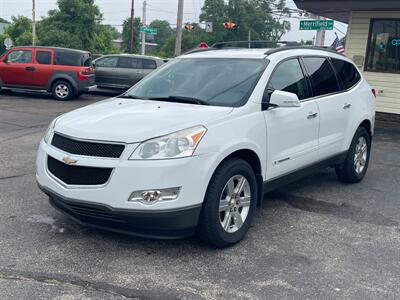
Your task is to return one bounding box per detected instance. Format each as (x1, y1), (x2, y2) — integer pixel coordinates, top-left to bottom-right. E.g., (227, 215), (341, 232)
(128, 187), (180, 205)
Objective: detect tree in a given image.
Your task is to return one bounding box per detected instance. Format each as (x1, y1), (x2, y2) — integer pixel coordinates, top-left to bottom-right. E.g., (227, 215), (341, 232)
(121, 17), (141, 53)
(0, 33), (10, 55)
(148, 20), (173, 51)
(0, 17), (9, 24)
(37, 0), (114, 53)
(199, 0), (227, 43)
(5, 16), (32, 46)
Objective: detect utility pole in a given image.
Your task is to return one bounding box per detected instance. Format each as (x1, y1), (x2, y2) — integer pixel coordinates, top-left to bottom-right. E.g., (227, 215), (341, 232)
(130, 0), (135, 53)
(32, 0), (36, 46)
(141, 0), (147, 55)
(174, 0), (184, 56)
(248, 30), (251, 49)
(315, 15), (326, 46)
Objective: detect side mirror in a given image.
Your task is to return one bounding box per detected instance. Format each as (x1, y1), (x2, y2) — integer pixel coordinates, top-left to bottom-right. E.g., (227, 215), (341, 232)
(2, 57), (8, 63)
(92, 61), (96, 69)
(269, 90), (301, 108)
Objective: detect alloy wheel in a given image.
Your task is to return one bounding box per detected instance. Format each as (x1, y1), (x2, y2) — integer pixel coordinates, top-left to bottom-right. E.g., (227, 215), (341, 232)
(219, 175), (251, 233)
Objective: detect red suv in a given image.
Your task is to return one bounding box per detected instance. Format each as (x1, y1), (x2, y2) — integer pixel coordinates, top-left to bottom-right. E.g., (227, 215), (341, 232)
(0, 46), (95, 100)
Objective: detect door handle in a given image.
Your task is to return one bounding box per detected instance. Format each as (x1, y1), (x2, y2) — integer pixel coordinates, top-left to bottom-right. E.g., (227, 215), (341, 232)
(343, 103), (351, 109)
(25, 66), (35, 71)
(307, 112), (318, 119)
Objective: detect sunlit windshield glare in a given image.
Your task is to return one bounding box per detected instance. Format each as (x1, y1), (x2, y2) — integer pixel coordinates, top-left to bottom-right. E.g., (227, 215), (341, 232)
(124, 58), (268, 107)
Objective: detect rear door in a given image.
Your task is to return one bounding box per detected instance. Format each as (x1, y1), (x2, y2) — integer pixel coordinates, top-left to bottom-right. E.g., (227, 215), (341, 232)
(302, 56), (349, 159)
(263, 58), (320, 179)
(31, 49), (53, 87)
(0, 48), (34, 86)
(94, 56), (118, 87)
(115, 57), (143, 88)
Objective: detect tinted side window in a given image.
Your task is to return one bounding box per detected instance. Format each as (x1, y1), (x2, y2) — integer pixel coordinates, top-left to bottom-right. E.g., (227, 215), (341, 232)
(267, 58), (308, 100)
(7, 50), (32, 63)
(143, 59), (157, 69)
(96, 56), (118, 68)
(118, 57), (142, 69)
(331, 58), (361, 91)
(302, 57), (339, 97)
(36, 51), (51, 64)
(54, 51), (81, 66)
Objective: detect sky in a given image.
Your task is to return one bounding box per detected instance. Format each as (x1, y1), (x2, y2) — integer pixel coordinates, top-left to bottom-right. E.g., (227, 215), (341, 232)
(0, 0), (347, 45)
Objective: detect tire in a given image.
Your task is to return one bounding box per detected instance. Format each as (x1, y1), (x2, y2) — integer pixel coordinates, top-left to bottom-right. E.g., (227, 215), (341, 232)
(335, 126), (371, 183)
(197, 158), (258, 248)
(52, 81), (74, 101)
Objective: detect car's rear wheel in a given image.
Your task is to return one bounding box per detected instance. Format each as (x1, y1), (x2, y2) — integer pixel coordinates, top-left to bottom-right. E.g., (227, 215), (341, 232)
(197, 158), (258, 248)
(335, 126), (371, 183)
(52, 81), (73, 101)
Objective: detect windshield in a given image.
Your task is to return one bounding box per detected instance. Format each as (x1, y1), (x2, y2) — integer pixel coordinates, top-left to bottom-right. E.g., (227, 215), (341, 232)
(123, 58), (268, 107)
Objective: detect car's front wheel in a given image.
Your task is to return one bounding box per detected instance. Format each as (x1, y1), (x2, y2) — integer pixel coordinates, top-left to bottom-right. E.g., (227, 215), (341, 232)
(52, 81), (73, 101)
(335, 126), (371, 183)
(197, 158), (258, 248)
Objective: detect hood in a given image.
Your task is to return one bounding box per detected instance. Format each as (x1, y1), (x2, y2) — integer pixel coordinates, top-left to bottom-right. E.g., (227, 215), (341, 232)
(55, 98), (233, 143)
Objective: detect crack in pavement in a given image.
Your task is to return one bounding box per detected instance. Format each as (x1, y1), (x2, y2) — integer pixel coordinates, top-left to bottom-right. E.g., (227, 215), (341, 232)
(269, 192), (399, 227)
(0, 174), (30, 181)
(0, 120), (48, 129)
(0, 269), (204, 300)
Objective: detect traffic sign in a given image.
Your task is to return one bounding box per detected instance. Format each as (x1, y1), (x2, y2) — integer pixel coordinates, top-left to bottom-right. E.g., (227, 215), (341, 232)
(300, 20), (334, 30)
(4, 38), (13, 49)
(205, 22), (213, 33)
(140, 26), (157, 35)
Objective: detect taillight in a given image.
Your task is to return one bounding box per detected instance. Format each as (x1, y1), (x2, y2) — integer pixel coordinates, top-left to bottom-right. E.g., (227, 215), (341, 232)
(77, 67), (93, 80)
(371, 88), (377, 98)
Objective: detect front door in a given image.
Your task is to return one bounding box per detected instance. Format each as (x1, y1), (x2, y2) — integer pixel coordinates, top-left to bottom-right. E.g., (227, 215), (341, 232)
(0, 49), (34, 86)
(263, 58), (320, 180)
(94, 56), (118, 87)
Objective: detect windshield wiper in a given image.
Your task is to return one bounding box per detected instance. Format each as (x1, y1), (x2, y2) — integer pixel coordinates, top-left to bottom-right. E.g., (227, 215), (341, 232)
(118, 94), (147, 99)
(148, 96), (209, 105)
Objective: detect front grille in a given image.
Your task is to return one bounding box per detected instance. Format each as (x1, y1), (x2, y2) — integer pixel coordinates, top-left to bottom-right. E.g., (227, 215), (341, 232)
(51, 133), (125, 158)
(47, 156), (112, 185)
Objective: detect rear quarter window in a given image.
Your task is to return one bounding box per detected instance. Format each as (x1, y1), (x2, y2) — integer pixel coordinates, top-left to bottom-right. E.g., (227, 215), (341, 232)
(54, 51), (91, 66)
(143, 59), (157, 69)
(331, 58), (361, 91)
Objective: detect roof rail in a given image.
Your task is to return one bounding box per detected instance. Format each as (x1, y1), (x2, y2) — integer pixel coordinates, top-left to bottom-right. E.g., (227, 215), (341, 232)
(265, 45), (343, 56)
(211, 40), (300, 49)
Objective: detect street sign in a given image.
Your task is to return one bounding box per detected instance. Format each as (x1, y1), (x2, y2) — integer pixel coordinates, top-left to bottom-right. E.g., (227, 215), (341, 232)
(140, 26), (157, 35)
(4, 38), (13, 49)
(205, 22), (213, 33)
(300, 20), (334, 30)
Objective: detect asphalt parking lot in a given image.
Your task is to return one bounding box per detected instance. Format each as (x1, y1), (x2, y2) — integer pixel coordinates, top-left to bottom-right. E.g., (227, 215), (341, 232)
(0, 91), (399, 300)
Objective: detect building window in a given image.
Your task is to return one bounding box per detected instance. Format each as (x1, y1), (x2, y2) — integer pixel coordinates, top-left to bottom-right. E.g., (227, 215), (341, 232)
(366, 19), (400, 73)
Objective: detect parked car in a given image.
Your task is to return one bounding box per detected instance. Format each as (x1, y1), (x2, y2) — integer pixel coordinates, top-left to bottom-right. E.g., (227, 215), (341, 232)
(0, 46), (95, 100)
(93, 54), (164, 90)
(36, 46), (375, 247)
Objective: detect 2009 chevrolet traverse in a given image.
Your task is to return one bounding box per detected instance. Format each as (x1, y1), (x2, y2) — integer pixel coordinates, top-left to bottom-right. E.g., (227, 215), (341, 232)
(0, 46), (95, 100)
(36, 46), (375, 247)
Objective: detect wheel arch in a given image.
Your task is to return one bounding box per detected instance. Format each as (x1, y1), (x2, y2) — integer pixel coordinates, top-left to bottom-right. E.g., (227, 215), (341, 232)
(213, 148), (264, 207)
(47, 75), (78, 94)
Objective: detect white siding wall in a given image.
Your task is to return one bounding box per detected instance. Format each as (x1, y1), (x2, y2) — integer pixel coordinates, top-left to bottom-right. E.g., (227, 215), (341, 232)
(346, 11), (400, 114)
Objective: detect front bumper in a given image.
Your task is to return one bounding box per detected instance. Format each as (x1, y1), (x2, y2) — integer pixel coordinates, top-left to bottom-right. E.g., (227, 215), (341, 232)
(40, 185), (201, 238)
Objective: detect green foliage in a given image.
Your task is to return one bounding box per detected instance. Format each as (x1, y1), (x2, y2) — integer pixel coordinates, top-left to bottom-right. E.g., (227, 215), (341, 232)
(0, 17), (9, 24)
(148, 20), (173, 51)
(121, 17), (141, 53)
(37, 0), (114, 54)
(5, 16), (32, 46)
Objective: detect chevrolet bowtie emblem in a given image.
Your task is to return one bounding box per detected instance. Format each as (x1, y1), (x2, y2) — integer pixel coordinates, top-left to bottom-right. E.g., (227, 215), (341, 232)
(62, 156), (78, 165)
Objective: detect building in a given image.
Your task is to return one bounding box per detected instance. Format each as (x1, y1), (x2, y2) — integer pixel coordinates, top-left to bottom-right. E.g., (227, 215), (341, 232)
(294, 0), (400, 116)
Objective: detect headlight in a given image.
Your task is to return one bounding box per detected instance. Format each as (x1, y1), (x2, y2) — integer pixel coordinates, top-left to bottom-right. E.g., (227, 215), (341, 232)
(43, 117), (60, 144)
(130, 125), (207, 160)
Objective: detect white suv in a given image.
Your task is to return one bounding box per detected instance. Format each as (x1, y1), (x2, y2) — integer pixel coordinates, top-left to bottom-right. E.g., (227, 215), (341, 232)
(36, 46), (375, 247)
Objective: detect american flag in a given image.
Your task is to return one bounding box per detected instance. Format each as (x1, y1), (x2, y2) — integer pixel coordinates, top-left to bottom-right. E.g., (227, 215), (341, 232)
(331, 36), (345, 54)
